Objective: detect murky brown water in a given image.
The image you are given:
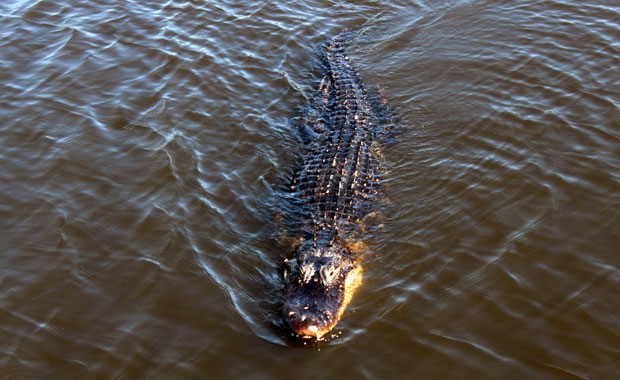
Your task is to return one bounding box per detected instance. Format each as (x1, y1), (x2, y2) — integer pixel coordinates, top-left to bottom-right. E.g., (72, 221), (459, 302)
(1, 0), (619, 378)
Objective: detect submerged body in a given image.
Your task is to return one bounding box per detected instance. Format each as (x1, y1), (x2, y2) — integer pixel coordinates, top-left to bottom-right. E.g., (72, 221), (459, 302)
(281, 33), (396, 339)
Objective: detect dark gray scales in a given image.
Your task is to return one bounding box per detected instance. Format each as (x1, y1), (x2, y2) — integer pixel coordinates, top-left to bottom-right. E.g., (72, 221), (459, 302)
(280, 32), (399, 339)
(285, 33), (397, 240)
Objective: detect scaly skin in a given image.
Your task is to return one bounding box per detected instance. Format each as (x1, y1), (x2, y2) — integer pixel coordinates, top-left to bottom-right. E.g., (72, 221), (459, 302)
(282, 32), (394, 339)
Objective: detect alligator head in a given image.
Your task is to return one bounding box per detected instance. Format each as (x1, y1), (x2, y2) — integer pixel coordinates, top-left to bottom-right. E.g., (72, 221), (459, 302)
(282, 245), (361, 339)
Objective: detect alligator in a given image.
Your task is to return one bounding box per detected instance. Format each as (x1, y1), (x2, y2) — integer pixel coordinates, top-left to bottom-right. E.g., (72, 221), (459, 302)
(280, 32), (397, 339)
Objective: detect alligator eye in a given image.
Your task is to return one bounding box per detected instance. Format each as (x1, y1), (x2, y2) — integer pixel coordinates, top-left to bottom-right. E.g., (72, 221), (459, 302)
(320, 266), (338, 285)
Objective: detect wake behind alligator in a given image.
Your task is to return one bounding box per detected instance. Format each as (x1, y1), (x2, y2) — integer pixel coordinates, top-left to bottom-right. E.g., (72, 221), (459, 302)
(280, 32), (398, 339)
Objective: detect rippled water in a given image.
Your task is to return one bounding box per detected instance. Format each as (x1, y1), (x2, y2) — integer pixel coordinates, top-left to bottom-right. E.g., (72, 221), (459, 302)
(1, 0), (619, 378)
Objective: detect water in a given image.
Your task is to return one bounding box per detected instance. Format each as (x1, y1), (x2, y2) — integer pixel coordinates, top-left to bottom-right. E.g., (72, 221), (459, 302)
(1, 0), (619, 378)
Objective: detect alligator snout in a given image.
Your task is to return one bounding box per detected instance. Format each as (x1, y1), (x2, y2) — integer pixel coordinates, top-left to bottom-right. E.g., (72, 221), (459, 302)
(284, 305), (334, 339)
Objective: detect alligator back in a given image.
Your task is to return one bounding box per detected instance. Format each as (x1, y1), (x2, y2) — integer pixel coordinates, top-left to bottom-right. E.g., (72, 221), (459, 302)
(288, 33), (389, 238)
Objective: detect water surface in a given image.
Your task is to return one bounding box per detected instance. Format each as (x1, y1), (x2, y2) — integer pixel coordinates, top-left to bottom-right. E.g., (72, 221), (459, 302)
(1, 0), (619, 378)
